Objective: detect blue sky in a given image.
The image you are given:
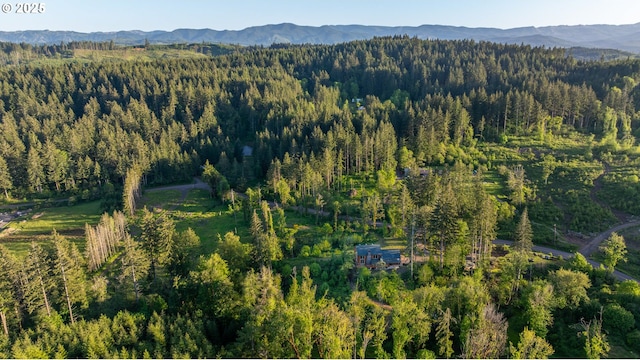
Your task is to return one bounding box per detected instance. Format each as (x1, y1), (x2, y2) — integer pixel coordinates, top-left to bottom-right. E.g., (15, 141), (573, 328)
(1, 0), (639, 32)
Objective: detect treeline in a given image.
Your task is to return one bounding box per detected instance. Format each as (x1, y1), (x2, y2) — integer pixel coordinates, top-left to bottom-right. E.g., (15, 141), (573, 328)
(0, 41), (118, 65)
(0, 41), (236, 65)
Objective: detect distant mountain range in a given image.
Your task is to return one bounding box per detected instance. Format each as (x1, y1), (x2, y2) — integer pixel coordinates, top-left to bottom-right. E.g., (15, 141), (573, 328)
(2, 23), (640, 53)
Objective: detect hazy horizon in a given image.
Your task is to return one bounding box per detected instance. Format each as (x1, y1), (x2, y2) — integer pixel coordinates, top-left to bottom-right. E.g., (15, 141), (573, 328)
(0, 0), (638, 33)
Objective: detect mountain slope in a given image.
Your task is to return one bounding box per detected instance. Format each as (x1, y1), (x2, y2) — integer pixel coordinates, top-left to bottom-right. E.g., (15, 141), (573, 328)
(1, 23), (640, 52)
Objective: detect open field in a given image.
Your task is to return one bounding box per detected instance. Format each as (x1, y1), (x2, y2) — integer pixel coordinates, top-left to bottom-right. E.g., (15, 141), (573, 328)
(72, 48), (210, 62)
(5, 200), (102, 236)
(0, 200), (103, 257)
(140, 188), (250, 255)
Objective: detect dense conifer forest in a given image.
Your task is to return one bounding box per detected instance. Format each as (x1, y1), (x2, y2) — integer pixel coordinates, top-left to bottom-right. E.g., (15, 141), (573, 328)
(1, 37), (640, 358)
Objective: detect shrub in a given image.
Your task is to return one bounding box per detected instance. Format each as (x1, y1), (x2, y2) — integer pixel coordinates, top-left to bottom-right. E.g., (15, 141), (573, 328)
(603, 302), (635, 335)
(626, 330), (640, 353)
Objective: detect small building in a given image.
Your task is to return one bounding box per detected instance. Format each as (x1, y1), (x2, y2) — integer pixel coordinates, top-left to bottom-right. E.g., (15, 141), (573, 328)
(355, 244), (401, 270)
(242, 145), (254, 157)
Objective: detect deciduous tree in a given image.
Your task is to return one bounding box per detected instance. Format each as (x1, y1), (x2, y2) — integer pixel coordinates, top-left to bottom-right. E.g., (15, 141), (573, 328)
(523, 280), (555, 338)
(509, 327), (554, 359)
(598, 232), (627, 271)
(548, 268), (591, 309)
(578, 312), (610, 360)
(462, 303), (508, 359)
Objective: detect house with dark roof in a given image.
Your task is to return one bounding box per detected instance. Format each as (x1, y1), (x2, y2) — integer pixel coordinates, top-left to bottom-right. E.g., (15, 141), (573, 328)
(354, 244), (401, 270)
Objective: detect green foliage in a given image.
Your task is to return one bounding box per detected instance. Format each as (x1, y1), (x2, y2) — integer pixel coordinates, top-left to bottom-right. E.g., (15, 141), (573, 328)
(523, 280), (555, 338)
(578, 315), (610, 359)
(510, 327), (555, 359)
(548, 268), (591, 309)
(167, 227), (201, 277)
(626, 330), (640, 353)
(602, 303), (635, 336)
(599, 170), (640, 214)
(599, 232), (628, 271)
(139, 207), (175, 281)
(566, 191), (617, 233)
(0, 155), (13, 199)
(514, 208), (533, 253)
(568, 252), (593, 273)
(435, 307), (455, 359)
(216, 231), (252, 272)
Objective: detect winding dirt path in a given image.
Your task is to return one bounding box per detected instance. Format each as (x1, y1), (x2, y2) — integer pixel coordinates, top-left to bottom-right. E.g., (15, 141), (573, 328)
(581, 159), (638, 255)
(493, 239), (637, 283)
(579, 220), (640, 257)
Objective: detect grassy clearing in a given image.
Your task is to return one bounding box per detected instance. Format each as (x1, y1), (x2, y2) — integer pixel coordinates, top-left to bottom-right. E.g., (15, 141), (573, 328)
(380, 237), (408, 251)
(0, 201), (102, 258)
(482, 169), (507, 198)
(173, 189), (249, 254)
(72, 48), (210, 62)
(5, 201), (102, 236)
(140, 188), (251, 255)
(175, 189), (214, 213)
(141, 190), (183, 209)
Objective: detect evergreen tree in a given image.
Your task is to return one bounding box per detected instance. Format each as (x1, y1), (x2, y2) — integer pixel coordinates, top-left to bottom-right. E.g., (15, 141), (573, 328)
(119, 234), (149, 302)
(168, 227), (200, 277)
(429, 183), (458, 269)
(436, 307), (456, 359)
(0, 156), (12, 200)
(139, 207), (175, 281)
(514, 208), (533, 255)
(22, 242), (53, 318)
(27, 146), (45, 193)
(52, 231), (88, 324)
(0, 245), (21, 337)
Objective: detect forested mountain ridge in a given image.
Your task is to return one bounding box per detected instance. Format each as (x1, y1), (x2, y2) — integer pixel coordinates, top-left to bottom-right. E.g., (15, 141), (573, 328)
(1, 37), (640, 358)
(2, 22), (640, 53)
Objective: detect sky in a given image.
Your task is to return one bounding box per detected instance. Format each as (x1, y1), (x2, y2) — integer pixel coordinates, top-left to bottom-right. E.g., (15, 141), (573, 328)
(1, 0), (639, 33)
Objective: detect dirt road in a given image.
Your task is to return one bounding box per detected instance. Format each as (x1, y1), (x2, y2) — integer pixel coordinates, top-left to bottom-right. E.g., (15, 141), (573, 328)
(493, 239), (636, 283)
(143, 177), (212, 209)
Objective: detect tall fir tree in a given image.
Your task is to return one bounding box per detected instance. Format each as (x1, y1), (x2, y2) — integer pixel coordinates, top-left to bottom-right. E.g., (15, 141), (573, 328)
(52, 231), (88, 324)
(0, 245), (21, 337)
(0, 156), (12, 200)
(22, 242), (53, 318)
(514, 208), (533, 255)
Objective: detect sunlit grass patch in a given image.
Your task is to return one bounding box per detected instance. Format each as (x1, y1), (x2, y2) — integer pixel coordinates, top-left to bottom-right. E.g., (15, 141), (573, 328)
(381, 237), (408, 251)
(140, 190), (182, 209)
(175, 189), (214, 213)
(6, 201), (102, 236)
